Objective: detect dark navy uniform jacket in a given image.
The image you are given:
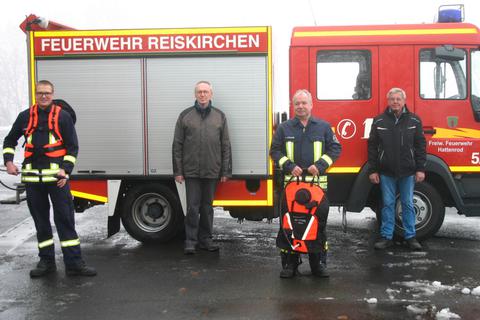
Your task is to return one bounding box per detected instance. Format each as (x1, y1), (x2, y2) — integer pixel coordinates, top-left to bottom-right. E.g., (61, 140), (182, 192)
(270, 116), (341, 175)
(3, 104), (78, 174)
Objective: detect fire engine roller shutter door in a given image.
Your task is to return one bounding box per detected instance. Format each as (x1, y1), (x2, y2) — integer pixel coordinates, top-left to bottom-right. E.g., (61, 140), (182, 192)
(146, 56), (268, 176)
(36, 59), (144, 175)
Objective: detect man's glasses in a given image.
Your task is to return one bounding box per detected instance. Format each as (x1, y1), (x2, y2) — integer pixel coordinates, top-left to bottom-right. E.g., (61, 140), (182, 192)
(35, 92), (53, 96)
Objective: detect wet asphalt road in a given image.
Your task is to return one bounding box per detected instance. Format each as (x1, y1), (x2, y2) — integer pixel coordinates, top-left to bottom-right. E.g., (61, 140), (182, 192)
(0, 206), (479, 320)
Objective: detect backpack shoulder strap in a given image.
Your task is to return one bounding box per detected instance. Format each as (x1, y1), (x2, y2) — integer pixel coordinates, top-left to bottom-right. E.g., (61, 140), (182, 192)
(25, 104), (38, 137)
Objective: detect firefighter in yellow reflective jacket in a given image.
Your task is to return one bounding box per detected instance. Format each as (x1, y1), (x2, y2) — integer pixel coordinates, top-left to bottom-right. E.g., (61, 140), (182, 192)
(270, 89), (341, 278)
(2, 80), (96, 278)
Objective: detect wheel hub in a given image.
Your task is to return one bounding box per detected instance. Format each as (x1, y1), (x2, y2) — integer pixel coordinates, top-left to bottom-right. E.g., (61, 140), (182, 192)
(395, 191), (432, 231)
(413, 196), (429, 224)
(132, 193), (172, 232)
(146, 201), (164, 221)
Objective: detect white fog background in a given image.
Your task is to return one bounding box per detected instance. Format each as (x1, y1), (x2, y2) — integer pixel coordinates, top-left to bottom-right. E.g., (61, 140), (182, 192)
(1, 0), (480, 126)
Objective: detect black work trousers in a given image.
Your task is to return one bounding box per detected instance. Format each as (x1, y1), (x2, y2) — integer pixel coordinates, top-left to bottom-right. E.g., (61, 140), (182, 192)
(184, 178), (218, 247)
(26, 182), (82, 267)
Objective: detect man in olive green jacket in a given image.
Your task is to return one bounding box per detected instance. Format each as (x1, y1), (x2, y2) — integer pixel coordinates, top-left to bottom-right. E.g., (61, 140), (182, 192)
(172, 81), (232, 255)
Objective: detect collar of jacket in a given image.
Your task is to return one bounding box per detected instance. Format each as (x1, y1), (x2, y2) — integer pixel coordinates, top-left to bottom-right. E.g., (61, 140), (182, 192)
(194, 100), (212, 118)
(385, 105), (409, 118)
(292, 116), (320, 127)
(37, 103), (53, 113)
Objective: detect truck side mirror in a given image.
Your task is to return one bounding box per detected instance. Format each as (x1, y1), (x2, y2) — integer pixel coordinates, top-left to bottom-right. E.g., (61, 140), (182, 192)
(472, 95), (480, 122)
(474, 111), (480, 122)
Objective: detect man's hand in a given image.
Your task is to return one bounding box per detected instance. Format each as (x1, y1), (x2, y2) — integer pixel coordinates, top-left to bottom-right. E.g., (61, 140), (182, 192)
(175, 175), (185, 184)
(307, 165), (319, 176)
(6, 161), (19, 176)
(220, 176), (229, 183)
(415, 171), (425, 183)
(290, 166), (303, 177)
(57, 169), (68, 188)
(369, 172), (380, 184)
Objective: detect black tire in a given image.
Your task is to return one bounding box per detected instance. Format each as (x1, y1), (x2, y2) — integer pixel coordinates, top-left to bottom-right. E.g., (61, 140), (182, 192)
(374, 181), (445, 241)
(121, 184), (183, 243)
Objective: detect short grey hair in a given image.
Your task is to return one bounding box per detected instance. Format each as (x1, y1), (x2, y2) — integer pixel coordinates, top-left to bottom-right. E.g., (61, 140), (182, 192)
(387, 87), (406, 100)
(292, 89), (313, 105)
(194, 80), (212, 93)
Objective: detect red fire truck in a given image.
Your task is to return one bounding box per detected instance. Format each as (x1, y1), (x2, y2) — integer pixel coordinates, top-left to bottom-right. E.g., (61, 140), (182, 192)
(290, 18), (480, 240)
(17, 9), (480, 242)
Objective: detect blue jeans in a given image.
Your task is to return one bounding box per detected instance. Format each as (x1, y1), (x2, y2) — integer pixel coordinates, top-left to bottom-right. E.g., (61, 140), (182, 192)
(379, 175), (416, 240)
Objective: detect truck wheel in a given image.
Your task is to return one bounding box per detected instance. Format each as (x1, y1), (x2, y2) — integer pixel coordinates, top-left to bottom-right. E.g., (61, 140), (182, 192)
(375, 181), (445, 241)
(121, 184), (183, 243)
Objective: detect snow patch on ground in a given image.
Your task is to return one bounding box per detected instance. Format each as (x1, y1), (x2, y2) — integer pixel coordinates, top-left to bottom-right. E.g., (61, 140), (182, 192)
(393, 280), (456, 297)
(406, 304), (429, 315)
(436, 308), (461, 319)
(364, 297), (377, 304)
(386, 288), (401, 300)
(472, 286), (480, 296)
(383, 258), (442, 269)
(461, 288), (471, 295)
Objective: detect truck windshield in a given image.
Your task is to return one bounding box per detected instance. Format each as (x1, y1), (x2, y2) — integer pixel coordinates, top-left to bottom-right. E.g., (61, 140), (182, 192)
(471, 50), (480, 118)
(420, 48), (466, 99)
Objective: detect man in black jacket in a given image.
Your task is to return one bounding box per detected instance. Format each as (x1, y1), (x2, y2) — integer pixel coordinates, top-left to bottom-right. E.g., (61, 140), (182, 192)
(368, 87), (426, 251)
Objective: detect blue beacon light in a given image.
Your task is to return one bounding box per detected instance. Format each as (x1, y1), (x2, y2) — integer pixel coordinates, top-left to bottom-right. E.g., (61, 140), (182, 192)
(438, 4), (464, 23)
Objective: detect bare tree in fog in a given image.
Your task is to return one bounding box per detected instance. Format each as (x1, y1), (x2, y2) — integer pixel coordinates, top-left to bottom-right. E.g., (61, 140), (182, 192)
(0, 39), (28, 127)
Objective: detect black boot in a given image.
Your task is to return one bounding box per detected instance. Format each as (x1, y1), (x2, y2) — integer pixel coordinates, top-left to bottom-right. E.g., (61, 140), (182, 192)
(280, 251), (299, 278)
(65, 261), (97, 277)
(30, 259), (57, 278)
(309, 253), (329, 278)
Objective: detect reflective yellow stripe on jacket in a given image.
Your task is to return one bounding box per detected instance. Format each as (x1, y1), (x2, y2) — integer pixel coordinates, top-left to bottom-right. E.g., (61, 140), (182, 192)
(21, 163), (61, 183)
(2, 147), (15, 155)
(283, 140), (328, 189)
(285, 141), (294, 161)
(63, 155), (76, 164)
(313, 141), (322, 162)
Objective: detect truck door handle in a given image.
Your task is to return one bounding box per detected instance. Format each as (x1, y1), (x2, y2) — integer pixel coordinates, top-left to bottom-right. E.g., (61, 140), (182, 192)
(423, 126), (436, 135)
(76, 170), (106, 174)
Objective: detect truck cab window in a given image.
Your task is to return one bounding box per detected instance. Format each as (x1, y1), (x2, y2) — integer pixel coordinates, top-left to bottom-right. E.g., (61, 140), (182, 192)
(420, 47), (466, 99)
(316, 50), (371, 100)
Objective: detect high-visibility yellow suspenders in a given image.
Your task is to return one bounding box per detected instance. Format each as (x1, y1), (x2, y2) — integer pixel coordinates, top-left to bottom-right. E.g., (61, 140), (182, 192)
(282, 140), (329, 189)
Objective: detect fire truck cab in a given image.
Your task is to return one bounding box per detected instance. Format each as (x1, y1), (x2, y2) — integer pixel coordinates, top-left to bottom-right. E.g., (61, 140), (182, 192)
(289, 18), (480, 239)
